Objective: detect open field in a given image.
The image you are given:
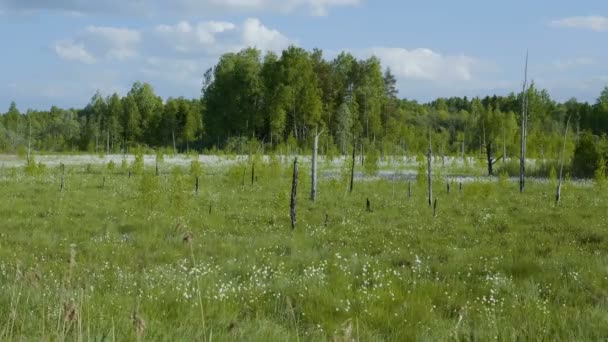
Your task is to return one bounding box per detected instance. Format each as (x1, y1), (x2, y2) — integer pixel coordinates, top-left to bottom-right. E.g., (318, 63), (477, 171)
(1, 156), (607, 341)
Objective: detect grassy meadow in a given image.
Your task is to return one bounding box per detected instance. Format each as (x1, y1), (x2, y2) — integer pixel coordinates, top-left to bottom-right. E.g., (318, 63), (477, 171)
(1, 155), (607, 341)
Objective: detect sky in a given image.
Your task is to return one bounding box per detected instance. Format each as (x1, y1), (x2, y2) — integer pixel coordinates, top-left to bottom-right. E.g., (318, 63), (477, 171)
(0, 0), (607, 111)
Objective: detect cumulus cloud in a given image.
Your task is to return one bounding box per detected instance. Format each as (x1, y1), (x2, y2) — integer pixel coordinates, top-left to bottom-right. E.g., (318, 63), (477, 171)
(85, 26), (141, 60)
(54, 25), (141, 63)
(154, 18), (291, 55)
(550, 16), (608, 32)
(241, 18), (291, 52)
(368, 47), (476, 83)
(155, 20), (237, 53)
(54, 41), (96, 64)
(0, 0), (361, 16)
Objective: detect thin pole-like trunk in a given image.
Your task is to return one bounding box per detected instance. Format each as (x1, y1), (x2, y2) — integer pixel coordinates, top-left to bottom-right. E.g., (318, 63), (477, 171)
(350, 138), (356, 193)
(27, 117), (32, 164)
(311, 128), (323, 201)
(502, 125), (507, 165)
(462, 133), (466, 163)
(427, 130), (433, 207)
(520, 51), (529, 193)
(556, 115), (572, 205)
(172, 130), (177, 155)
(290, 158), (298, 230)
(106, 131), (110, 155)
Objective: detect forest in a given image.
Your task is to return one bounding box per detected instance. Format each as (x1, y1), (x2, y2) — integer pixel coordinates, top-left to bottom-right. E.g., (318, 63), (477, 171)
(2, 46), (608, 178)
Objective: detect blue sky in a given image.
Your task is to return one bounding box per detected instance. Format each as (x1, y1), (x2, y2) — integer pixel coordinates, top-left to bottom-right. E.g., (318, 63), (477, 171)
(1, 0), (607, 111)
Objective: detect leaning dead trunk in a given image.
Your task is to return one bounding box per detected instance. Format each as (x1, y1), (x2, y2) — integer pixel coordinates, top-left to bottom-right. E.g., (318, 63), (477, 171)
(556, 115), (572, 205)
(290, 158), (298, 229)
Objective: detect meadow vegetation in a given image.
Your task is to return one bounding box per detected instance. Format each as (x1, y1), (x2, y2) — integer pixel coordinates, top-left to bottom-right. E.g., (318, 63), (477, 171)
(1, 155), (607, 341)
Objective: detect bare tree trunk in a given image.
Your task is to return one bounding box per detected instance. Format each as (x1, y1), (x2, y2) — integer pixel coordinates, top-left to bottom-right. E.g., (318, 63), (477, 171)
(520, 51), (529, 193)
(27, 117), (31, 165)
(360, 143), (364, 166)
(290, 158), (298, 229)
(486, 142), (494, 176)
(350, 139), (356, 193)
(107, 131), (110, 155)
(172, 129), (177, 155)
(462, 133), (466, 163)
(427, 131), (433, 207)
(556, 115), (572, 205)
(251, 162), (255, 185)
(503, 125), (507, 165)
(311, 128), (323, 201)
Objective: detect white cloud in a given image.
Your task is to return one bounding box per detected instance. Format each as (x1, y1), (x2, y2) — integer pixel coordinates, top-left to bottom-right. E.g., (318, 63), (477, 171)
(0, 0), (361, 16)
(54, 41), (96, 64)
(85, 26), (141, 60)
(53, 25), (141, 63)
(155, 20), (236, 52)
(242, 18), (290, 52)
(154, 18), (291, 55)
(550, 16), (608, 32)
(368, 47), (476, 83)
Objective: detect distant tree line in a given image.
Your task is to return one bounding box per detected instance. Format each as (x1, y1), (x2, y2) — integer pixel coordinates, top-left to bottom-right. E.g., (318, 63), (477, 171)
(2, 46), (608, 177)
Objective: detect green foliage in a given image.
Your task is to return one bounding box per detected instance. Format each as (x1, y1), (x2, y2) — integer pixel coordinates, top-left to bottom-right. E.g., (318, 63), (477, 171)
(190, 159), (202, 177)
(120, 158), (128, 174)
(132, 149), (145, 175)
(363, 145), (380, 176)
(595, 156), (606, 187)
(549, 165), (557, 185)
(416, 154), (427, 185)
(139, 172), (160, 210)
(107, 160), (116, 173)
(23, 155), (46, 176)
(572, 133), (600, 178)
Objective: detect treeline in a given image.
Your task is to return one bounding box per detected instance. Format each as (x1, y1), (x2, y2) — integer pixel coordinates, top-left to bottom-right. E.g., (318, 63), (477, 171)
(2, 46), (608, 176)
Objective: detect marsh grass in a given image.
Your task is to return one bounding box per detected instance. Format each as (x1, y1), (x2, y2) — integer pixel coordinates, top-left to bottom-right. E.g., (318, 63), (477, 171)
(0, 158), (607, 340)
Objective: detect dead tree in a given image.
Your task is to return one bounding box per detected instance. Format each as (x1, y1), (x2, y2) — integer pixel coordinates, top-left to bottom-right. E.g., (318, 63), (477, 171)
(485, 142), (502, 176)
(433, 199), (438, 217)
(427, 131), (433, 207)
(27, 116), (32, 165)
(349, 139), (356, 193)
(290, 158), (298, 229)
(408, 181), (412, 199)
(556, 115), (572, 205)
(251, 163), (255, 185)
(520, 51), (529, 193)
(311, 128), (324, 201)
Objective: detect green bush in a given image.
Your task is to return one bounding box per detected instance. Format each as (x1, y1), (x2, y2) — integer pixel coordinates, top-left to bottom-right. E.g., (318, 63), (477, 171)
(571, 133), (601, 178)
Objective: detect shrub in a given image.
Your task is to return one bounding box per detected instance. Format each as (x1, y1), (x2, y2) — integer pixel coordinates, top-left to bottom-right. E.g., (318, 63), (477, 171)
(571, 133), (600, 178)
(363, 145), (380, 176)
(107, 160), (116, 174)
(132, 149), (145, 174)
